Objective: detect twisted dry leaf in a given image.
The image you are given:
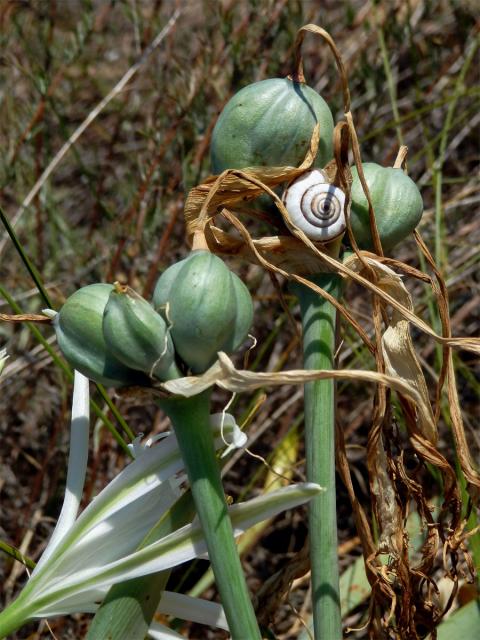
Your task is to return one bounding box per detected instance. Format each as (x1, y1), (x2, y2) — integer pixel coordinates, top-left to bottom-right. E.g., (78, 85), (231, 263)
(162, 351), (435, 429)
(344, 254), (437, 444)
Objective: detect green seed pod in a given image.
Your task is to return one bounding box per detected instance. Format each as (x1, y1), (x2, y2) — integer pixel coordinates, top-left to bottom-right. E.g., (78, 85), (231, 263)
(54, 284), (145, 387)
(350, 163), (424, 251)
(211, 78), (334, 173)
(153, 251), (253, 373)
(102, 284), (181, 381)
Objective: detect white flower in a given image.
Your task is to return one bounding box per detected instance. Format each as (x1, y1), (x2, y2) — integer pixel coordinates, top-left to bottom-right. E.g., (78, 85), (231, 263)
(0, 371), (320, 639)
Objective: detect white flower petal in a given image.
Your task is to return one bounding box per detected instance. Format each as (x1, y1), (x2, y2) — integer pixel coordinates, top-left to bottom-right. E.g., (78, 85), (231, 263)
(55, 481), (180, 575)
(14, 403), (315, 630)
(26, 417), (252, 602)
(36, 483), (320, 607)
(158, 591), (228, 631)
(38, 432), (184, 576)
(147, 623), (186, 640)
(209, 412), (247, 458)
(32, 371), (90, 576)
(41, 415), (246, 576)
(0, 348), (9, 375)
(128, 432), (172, 458)
(68, 415), (243, 549)
(127, 433), (146, 458)
(41, 308), (57, 319)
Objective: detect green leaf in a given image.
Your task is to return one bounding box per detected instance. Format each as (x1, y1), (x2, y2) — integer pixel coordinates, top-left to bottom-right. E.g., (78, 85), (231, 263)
(436, 599), (480, 640)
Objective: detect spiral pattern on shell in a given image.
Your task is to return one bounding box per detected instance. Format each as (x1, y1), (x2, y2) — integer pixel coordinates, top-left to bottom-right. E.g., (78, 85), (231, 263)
(282, 169), (346, 242)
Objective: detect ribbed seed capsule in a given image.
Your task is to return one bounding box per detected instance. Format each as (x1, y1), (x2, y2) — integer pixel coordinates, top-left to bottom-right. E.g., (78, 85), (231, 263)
(54, 284), (145, 387)
(350, 163), (423, 251)
(153, 251), (253, 374)
(102, 284), (181, 381)
(211, 78), (334, 173)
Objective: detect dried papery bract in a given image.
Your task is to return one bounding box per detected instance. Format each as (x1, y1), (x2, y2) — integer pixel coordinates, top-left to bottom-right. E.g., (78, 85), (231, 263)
(223, 207), (476, 633)
(158, 350), (476, 636)
(184, 122), (321, 245)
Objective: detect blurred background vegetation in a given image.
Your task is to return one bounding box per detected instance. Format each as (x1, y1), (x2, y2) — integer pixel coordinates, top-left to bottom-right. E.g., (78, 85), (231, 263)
(0, 1), (478, 638)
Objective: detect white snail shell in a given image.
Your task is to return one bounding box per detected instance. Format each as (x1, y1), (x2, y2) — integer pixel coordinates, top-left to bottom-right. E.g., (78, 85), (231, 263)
(282, 169), (346, 242)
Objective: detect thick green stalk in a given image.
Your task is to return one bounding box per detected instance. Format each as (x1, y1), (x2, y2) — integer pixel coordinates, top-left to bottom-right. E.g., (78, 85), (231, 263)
(0, 590), (32, 638)
(292, 273), (342, 640)
(157, 391), (261, 640)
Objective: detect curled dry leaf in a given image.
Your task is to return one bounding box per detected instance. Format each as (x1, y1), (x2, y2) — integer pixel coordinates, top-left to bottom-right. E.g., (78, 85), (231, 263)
(183, 132), (479, 357)
(162, 351), (435, 433)
(344, 254), (437, 444)
(184, 123), (321, 243)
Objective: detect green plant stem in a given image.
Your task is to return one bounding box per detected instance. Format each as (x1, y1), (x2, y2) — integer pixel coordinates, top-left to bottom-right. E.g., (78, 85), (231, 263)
(292, 273), (342, 640)
(188, 421), (302, 599)
(0, 590), (32, 639)
(157, 391), (261, 640)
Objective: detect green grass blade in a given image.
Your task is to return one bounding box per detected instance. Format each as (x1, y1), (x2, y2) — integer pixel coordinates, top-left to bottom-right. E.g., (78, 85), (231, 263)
(0, 204), (52, 308)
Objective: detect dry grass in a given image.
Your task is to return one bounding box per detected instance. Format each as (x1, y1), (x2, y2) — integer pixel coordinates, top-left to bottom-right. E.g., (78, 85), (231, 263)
(0, 1), (478, 638)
